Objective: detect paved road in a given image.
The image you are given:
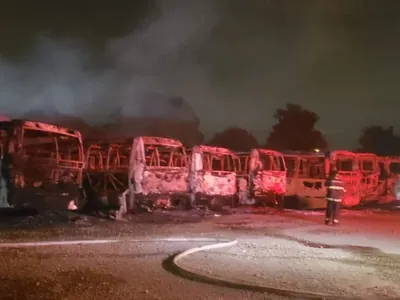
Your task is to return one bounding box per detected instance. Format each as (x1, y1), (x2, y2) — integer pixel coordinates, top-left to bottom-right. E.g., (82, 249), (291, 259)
(179, 236), (400, 299)
(1, 208), (399, 300)
(0, 239), (289, 300)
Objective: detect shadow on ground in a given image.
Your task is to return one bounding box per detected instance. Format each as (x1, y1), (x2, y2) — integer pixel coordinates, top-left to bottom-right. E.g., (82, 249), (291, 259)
(0, 206), (226, 232)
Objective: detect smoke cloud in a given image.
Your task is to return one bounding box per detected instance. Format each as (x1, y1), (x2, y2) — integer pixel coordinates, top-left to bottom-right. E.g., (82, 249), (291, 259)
(0, 0), (220, 125)
(0, 0), (399, 148)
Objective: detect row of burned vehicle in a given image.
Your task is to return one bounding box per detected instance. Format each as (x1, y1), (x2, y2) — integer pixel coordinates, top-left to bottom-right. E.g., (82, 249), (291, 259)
(0, 119), (398, 212)
(85, 138), (400, 211)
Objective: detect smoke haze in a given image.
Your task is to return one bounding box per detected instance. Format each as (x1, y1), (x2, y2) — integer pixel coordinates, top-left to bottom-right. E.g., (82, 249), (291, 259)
(0, 0), (219, 125)
(0, 0), (399, 148)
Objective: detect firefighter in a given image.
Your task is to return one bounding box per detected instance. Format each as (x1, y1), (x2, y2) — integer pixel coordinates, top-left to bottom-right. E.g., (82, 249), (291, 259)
(325, 170), (345, 225)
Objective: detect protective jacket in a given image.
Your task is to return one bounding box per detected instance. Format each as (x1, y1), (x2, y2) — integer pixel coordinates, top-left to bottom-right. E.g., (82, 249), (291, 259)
(325, 176), (345, 202)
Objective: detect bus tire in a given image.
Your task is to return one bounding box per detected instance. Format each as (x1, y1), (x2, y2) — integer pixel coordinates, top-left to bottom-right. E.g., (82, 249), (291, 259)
(231, 194), (240, 208)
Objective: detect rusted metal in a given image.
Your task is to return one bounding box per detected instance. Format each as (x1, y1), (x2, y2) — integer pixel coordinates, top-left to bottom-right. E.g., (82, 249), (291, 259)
(0, 119), (85, 211)
(128, 136), (189, 209)
(188, 145), (236, 207)
(235, 149), (286, 206)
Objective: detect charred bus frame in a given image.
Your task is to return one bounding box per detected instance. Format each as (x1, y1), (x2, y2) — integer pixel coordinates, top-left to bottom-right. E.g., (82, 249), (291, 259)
(128, 136), (189, 210)
(188, 145), (237, 208)
(355, 153), (380, 203)
(282, 150), (361, 209)
(235, 149), (286, 206)
(329, 150), (361, 207)
(283, 151), (328, 209)
(83, 139), (131, 210)
(377, 156), (400, 202)
(0, 119), (84, 211)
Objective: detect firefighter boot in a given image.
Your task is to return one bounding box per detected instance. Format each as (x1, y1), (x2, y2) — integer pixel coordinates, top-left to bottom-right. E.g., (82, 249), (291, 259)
(333, 219), (339, 225)
(325, 218), (330, 225)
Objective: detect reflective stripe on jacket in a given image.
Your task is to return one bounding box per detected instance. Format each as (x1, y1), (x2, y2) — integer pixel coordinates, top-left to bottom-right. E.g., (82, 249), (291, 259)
(325, 177), (345, 202)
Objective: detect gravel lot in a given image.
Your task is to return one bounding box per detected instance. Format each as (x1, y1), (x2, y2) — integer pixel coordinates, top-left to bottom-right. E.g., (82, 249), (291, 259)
(177, 236), (400, 299)
(0, 240), (289, 300)
(0, 207), (399, 299)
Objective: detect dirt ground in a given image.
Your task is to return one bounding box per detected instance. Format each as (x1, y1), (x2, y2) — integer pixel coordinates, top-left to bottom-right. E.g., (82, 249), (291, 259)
(208, 208), (400, 298)
(0, 207), (399, 299)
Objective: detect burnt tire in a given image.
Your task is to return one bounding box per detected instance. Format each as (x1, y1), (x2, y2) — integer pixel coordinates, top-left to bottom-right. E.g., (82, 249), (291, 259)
(184, 196), (194, 210)
(231, 194), (240, 208)
(276, 194), (285, 210)
(253, 197), (265, 207)
(209, 197), (227, 211)
(172, 197), (192, 211)
(76, 188), (88, 211)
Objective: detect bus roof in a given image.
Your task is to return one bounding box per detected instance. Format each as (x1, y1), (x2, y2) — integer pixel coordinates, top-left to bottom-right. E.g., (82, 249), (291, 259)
(0, 119), (81, 138)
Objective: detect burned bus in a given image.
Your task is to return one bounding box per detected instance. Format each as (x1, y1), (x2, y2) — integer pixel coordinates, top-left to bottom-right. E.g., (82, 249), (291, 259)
(0, 119), (85, 211)
(235, 149), (286, 206)
(282, 150), (361, 209)
(356, 153), (380, 202)
(188, 145), (236, 208)
(329, 150), (361, 207)
(377, 156), (400, 202)
(283, 151), (328, 209)
(83, 139), (131, 212)
(128, 136), (189, 210)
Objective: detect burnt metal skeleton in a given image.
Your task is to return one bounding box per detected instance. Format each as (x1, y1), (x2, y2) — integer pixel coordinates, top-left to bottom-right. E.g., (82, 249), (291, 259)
(283, 150), (362, 209)
(356, 153), (380, 203)
(330, 150), (361, 208)
(188, 145), (237, 208)
(0, 119), (85, 212)
(377, 156), (400, 202)
(128, 136), (189, 210)
(83, 139), (130, 214)
(283, 151), (329, 209)
(235, 149), (286, 207)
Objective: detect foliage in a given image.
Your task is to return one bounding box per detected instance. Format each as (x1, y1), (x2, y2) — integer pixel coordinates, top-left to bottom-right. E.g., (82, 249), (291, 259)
(266, 103), (327, 151)
(358, 125), (400, 156)
(208, 127), (259, 152)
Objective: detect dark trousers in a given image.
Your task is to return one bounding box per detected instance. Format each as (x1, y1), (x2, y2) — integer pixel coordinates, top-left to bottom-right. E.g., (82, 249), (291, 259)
(325, 200), (340, 222)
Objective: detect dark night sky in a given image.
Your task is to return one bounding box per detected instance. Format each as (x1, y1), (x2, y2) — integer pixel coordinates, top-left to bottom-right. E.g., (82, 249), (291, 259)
(0, 0), (399, 149)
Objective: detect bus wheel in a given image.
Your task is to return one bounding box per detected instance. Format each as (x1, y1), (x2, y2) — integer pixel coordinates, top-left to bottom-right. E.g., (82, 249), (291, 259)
(76, 192), (88, 212)
(178, 196), (193, 211)
(253, 197), (265, 207)
(208, 197), (216, 210)
(276, 194), (285, 210)
(210, 197), (226, 211)
(231, 194), (240, 208)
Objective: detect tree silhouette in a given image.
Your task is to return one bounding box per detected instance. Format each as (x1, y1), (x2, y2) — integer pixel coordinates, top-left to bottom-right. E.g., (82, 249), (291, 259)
(208, 127), (259, 152)
(358, 125), (400, 156)
(266, 103), (327, 151)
